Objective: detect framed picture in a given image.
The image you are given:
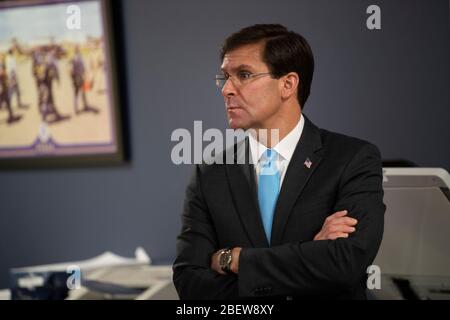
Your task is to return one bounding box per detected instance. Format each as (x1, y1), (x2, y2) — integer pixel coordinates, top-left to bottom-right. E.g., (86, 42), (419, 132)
(0, 0), (126, 168)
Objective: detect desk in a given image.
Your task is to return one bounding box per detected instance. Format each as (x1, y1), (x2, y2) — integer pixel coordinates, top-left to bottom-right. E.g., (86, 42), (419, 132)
(67, 264), (178, 300)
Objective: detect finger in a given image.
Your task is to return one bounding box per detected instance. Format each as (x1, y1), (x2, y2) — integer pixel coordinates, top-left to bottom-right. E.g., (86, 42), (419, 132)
(325, 210), (348, 223)
(332, 210), (348, 218)
(339, 225), (356, 233)
(331, 216), (358, 226)
(328, 225), (356, 234)
(328, 232), (349, 240)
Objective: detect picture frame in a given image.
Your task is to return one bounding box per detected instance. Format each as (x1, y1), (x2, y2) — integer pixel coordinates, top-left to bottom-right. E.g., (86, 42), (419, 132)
(0, 0), (127, 169)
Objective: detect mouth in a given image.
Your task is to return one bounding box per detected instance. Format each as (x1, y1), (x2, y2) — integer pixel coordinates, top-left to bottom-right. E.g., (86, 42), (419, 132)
(226, 102), (243, 110)
(226, 106), (244, 117)
(225, 97), (243, 111)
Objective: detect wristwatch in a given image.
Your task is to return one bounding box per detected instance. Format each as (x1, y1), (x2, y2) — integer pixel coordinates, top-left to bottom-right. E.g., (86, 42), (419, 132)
(218, 248), (233, 273)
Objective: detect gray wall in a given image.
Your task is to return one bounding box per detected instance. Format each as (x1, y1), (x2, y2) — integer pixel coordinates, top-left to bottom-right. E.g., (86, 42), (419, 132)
(0, 0), (449, 288)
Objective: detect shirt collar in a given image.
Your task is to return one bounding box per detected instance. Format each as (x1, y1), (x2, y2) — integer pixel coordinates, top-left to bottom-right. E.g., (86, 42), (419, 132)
(248, 114), (305, 165)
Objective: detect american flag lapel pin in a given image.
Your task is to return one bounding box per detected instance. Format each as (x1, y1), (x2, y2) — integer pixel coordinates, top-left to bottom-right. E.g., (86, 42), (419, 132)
(304, 157), (312, 169)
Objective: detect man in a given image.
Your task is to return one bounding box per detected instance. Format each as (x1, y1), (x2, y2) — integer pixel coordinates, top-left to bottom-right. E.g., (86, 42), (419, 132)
(0, 56), (22, 124)
(32, 49), (45, 109)
(5, 49), (27, 109)
(71, 45), (99, 115)
(173, 24), (385, 299)
(39, 50), (69, 123)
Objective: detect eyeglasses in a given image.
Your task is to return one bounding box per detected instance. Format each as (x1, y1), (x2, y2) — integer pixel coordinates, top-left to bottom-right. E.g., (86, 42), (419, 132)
(215, 71), (274, 89)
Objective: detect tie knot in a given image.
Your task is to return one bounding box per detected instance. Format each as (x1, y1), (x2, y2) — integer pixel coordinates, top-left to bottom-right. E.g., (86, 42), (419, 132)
(262, 149), (278, 163)
(260, 149), (279, 172)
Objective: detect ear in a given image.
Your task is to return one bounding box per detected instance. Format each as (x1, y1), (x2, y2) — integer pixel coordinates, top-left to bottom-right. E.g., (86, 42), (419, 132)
(280, 72), (299, 100)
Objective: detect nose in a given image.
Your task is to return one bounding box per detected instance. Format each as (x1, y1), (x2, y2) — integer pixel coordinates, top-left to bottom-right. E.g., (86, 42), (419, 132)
(221, 78), (237, 98)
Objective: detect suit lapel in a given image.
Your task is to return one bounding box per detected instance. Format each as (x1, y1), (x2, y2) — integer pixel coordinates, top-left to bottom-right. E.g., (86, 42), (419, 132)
(271, 116), (324, 246)
(226, 138), (269, 248)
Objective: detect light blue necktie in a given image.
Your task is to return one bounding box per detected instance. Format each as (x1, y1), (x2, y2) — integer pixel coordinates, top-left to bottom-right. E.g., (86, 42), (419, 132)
(257, 149), (280, 245)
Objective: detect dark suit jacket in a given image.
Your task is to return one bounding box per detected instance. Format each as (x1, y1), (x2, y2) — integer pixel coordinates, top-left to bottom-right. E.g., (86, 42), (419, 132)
(173, 115), (385, 300)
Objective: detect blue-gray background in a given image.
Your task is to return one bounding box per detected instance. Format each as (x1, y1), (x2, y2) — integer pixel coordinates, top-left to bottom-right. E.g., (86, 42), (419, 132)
(0, 0), (449, 288)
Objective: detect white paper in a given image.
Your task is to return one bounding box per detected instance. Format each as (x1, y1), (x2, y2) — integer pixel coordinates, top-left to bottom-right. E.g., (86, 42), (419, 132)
(11, 247), (151, 274)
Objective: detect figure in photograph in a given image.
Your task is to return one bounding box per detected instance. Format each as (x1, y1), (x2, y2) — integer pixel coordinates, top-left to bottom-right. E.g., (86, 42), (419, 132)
(0, 56), (22, 125)
(71, 45), (99, 115)
(5, 49), (27, 110)
(40, 49), (70, 123)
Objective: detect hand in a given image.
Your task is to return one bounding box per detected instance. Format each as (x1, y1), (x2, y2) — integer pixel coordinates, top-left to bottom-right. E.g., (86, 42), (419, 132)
(230, 247), (241, 274)
(314, 210), (358, 241)
(210, 247), (242, 275)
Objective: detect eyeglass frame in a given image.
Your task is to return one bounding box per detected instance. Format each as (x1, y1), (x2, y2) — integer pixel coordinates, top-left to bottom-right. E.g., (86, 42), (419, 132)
(215, 71), (277, 89)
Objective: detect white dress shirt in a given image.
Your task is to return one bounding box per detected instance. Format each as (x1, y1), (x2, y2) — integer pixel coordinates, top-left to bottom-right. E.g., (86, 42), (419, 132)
(248, 114), (305, 189)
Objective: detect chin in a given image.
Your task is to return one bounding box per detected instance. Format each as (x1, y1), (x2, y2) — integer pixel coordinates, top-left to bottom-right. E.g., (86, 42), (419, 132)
(228, 118), (249, 130)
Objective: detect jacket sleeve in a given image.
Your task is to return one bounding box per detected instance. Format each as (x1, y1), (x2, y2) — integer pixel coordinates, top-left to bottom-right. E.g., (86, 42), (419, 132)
(173, 165), (239, 299)
(238, 143), (386, 297)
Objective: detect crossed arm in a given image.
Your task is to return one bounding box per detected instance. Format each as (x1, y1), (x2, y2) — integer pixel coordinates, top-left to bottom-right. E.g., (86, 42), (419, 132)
(211, 209), (358, 275)
(173, 143), (385, 299)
